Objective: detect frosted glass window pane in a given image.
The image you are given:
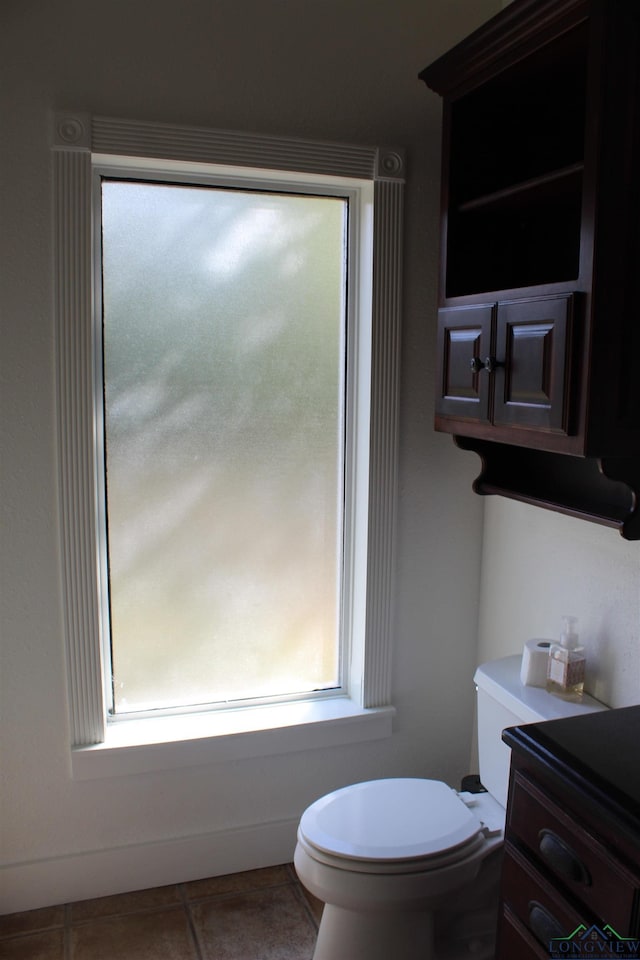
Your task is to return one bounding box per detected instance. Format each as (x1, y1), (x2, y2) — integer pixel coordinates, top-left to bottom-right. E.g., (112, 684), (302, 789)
(101, 179), (346, 714)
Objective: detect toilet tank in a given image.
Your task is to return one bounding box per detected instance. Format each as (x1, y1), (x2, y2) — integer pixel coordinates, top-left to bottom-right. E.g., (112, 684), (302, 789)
(474, 654), (607, 808)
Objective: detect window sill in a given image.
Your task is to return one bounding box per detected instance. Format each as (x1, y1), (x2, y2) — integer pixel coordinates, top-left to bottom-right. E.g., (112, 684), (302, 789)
(71, 698), (395, 780)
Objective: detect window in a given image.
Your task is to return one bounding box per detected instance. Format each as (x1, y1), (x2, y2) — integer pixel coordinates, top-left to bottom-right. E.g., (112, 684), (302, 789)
(53, 114), (403, 769)
(100, 175), (347, 716)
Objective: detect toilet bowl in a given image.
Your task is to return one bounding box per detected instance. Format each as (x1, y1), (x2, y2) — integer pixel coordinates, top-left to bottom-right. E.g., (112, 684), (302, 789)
(294, 778), (503, 960)
(294, 654), (609, 960)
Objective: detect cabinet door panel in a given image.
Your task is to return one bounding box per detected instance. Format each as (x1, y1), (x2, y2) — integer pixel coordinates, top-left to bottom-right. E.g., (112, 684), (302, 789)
(436, 304), (494, 423)
(493, 295), (575, 433)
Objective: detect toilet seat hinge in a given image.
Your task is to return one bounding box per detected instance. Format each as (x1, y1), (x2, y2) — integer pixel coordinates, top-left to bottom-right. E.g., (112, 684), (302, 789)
(481, 822), (502, 838)
(457, 791), (480, 807)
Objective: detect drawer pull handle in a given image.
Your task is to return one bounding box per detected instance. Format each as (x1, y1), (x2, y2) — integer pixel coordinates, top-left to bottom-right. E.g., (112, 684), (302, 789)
(538, 829), (591, 886)
(528, 900), (564, 944)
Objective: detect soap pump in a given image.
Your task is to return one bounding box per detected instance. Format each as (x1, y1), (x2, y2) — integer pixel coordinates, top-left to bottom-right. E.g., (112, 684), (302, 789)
(546, 616), (585, 700)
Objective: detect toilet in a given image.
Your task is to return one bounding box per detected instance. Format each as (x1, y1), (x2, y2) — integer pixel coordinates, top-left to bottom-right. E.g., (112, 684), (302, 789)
(294, 654), (607, 960)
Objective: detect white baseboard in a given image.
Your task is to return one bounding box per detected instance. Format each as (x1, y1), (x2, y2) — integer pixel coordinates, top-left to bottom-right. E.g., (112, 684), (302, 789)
(1, 817), (299, 915)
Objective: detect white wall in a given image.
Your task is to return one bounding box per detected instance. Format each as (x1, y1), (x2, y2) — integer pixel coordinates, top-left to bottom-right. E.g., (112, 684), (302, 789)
(477, 498), (640, 709)
(0, 0), (500, 913)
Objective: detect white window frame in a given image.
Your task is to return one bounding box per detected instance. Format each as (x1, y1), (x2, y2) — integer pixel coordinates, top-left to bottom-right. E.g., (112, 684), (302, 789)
(53, 113), (404, 779)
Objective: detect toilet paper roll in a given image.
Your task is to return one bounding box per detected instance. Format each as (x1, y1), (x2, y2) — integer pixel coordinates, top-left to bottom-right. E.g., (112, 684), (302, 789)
(520, 638), (553, 687)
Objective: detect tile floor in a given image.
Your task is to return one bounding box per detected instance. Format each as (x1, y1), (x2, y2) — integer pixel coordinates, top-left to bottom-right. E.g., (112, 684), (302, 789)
(0, 864), (323, 960)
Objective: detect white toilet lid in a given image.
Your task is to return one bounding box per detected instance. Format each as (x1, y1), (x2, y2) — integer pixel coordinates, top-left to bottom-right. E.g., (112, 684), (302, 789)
(299, 778), (484, 861)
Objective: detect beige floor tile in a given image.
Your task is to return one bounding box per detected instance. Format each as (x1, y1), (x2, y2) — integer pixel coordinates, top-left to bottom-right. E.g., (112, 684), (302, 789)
(71, 884), (181, 922)
(190, 885), (316, 960)
(0, 930), (64, 960)
(0, 906), (65, 940)
(184, 864), (291, 900)
(70, 907), (198, 960)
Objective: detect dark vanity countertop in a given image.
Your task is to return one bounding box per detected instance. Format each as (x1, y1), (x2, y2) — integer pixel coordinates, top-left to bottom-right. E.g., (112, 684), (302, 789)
(503, 704), (640, 845)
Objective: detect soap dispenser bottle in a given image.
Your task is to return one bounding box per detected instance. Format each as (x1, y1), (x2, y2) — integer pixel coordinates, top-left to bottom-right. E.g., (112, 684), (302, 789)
(546, 616), (585, 700)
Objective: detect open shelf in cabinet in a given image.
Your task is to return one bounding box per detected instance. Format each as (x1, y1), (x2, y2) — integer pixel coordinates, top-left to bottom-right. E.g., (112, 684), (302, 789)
(442, 18), (588, 298)
(457, 162), (584, 215)
(446, 186), (582, 296)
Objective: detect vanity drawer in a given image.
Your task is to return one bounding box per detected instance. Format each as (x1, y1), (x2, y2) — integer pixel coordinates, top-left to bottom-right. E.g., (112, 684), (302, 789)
(501, 841), (588, 949)
(508, 771), (640, 931)
(499, 904), (549, 960)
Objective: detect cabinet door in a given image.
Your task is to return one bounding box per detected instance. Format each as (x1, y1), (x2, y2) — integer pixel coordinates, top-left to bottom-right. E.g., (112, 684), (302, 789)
(493, 295), (575, 433)
(436, 304), (494, 423)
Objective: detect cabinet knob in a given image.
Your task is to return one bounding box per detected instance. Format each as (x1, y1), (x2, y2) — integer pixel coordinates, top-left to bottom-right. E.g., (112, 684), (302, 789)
(470, 356), (503, 374)
(538, 829), (591, 886)
(482, 356), (503, 374)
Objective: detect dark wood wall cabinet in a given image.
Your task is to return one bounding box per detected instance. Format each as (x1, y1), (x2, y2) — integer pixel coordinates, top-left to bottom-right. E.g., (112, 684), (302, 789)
(498, 708), (640, 958)
(420, 0), (640, 538)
